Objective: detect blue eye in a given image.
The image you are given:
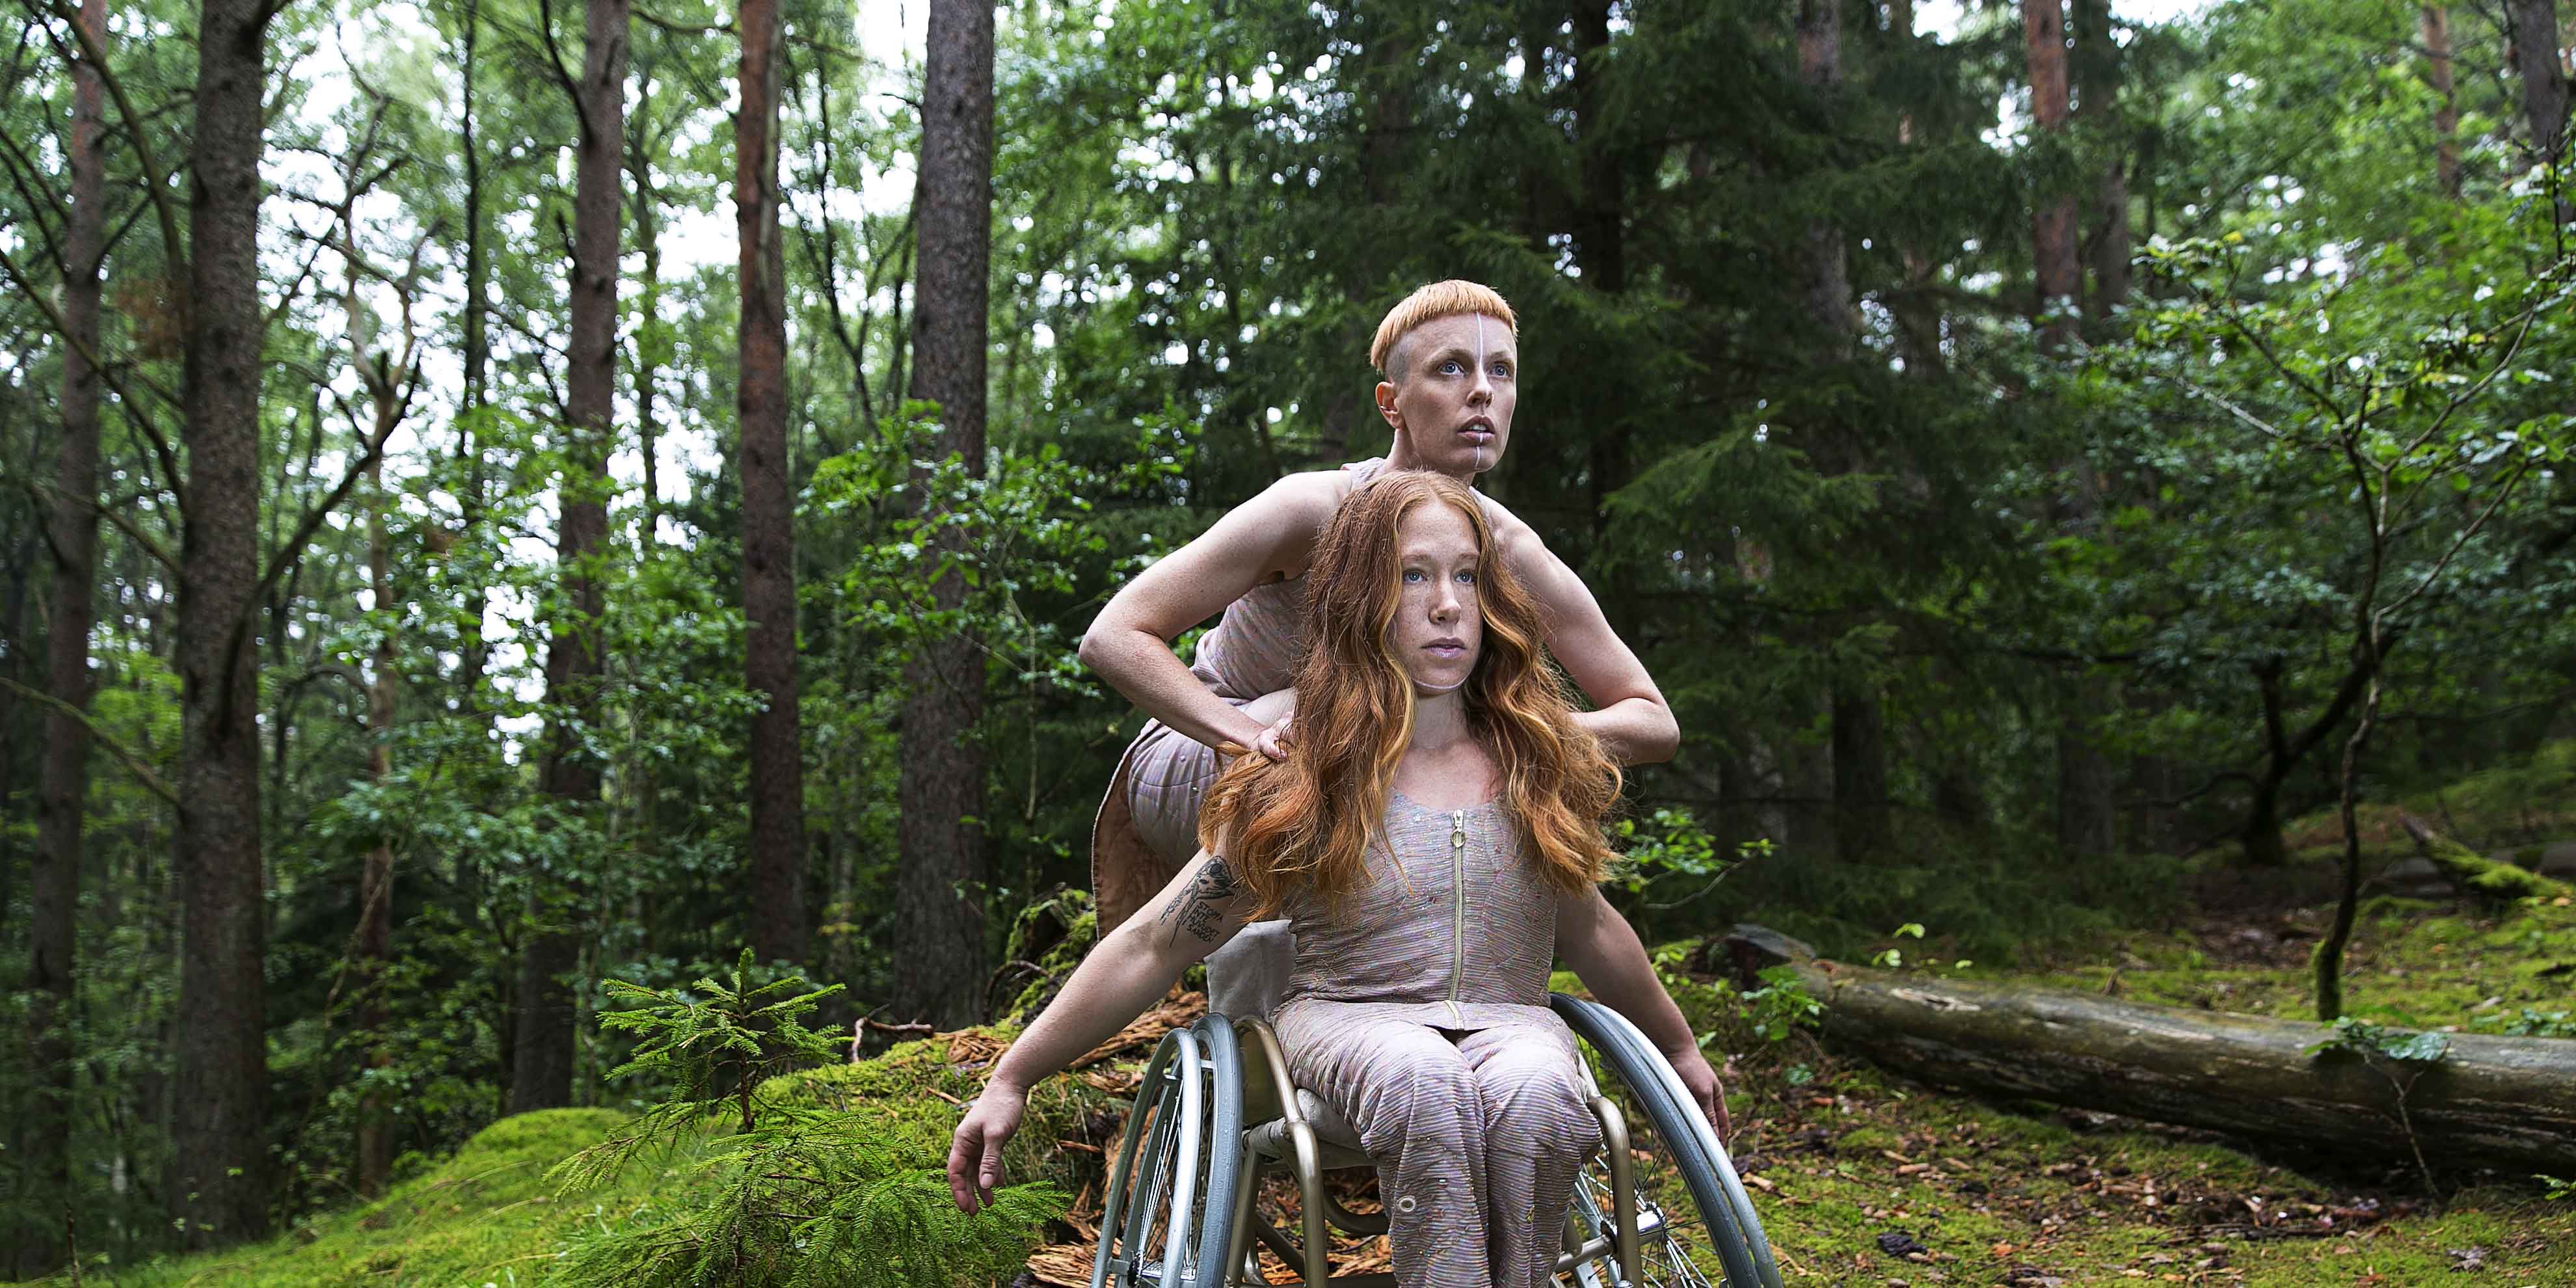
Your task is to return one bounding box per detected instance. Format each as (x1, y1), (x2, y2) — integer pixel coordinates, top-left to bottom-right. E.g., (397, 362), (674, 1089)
(1489, 362), (1510, 377)
(1403, 569), (1427, 583)
(1439, 359), (1464, 375)
(1456, 569), (1477, 585)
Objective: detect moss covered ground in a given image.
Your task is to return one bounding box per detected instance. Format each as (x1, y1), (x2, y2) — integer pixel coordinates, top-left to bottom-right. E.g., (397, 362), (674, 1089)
(1659, 906), (2576, 1287)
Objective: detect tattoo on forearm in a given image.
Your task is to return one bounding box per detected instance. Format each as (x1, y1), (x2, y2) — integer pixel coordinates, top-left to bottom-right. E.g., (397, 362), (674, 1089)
(1156, 856), (1240, 946)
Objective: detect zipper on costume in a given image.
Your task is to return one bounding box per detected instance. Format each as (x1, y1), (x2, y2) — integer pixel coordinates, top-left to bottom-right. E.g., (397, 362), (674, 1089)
(1447, 809), (1468, 1025)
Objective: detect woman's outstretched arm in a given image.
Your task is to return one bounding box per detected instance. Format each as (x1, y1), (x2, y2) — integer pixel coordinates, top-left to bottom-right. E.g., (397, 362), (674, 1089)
(948, 849), (1252, 1213)
(1555, 886), (1732, 1139)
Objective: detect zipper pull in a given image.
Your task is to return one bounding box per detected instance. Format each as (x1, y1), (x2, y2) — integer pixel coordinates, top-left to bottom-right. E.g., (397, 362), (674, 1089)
(1451, 810), (1466, 851)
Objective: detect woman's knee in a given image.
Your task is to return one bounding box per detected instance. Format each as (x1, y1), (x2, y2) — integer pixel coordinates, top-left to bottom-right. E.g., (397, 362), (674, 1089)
(1347, 1031), (1477, 1151)
(1473, 1050), (1599, 1153)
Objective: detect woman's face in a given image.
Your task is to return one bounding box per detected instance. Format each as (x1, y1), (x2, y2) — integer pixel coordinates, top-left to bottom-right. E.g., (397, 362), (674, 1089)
(1388, 500), (1484, 692)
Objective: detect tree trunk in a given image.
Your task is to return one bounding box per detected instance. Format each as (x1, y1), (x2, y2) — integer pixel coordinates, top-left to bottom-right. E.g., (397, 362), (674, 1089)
(628, 58), (663, 541)
(1795, 0), (1893, 864)
(2505, 0), (2569, 222)
(1572, 0), (1630, 550)
(456, 0), (494, 703)
(2422, 7), (2463, 201)
(738, 0), (806, 968)
(349, 252), (403, 1198)
(1723, 928), (2576, 1173)
(1886, 0), (1943, 373)
(21, 0), (107, 1269)
(891, 0), (995, 1028)
(2026, 0), (2116, 860)
(356, 446), (396, 1198)
(170, 0), (276, 1246)
(2073, 0), (2129, 319)
(514, 0), (626, 1113)
(2399, 814), (2574, 904)
(2023, 0), (2080, 342)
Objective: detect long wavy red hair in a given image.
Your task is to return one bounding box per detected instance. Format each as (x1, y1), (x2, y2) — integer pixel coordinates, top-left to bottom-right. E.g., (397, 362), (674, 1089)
(1200, 472), (1623, 917)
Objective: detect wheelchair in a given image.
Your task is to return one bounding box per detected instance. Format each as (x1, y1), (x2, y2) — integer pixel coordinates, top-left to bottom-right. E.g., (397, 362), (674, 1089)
(1087, 993), (1783, 1288)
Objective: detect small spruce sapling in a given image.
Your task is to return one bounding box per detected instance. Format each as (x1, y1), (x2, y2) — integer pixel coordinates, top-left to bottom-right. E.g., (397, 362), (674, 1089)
(548, 951), (1064, 1287)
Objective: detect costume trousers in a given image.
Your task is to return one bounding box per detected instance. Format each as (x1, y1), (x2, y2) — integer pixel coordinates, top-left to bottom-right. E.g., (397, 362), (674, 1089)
(1279, 1004), (1602, 1288)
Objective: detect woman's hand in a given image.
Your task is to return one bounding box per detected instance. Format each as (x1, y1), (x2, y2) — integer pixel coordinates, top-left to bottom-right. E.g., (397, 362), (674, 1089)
(1664, 1044), (1732, 1143)
(947, 1080), (1030, 1214)
(1253, 712), (1295, 761)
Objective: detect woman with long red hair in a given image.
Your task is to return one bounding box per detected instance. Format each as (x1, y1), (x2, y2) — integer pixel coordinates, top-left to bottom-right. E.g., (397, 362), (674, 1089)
(950, 474), (1721, 1288)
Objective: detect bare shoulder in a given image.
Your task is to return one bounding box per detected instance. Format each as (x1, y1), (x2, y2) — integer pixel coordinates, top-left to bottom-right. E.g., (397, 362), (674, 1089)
(1260, 467), (1356, 522)
(1218, 470), (1351, 581)
(1476, 492), (1556, 572)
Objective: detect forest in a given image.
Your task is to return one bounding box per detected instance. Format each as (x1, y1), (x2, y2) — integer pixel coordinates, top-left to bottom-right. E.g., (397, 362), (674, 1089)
(2, 0), (2574, 1281)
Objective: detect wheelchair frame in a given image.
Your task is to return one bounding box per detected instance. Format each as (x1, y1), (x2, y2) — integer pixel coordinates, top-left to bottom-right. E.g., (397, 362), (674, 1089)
(1087, 993), (1783, 1288)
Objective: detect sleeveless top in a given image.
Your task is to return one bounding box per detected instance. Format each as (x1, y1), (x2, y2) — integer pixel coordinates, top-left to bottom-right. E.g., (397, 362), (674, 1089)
(1274, 792), (1563, 1031)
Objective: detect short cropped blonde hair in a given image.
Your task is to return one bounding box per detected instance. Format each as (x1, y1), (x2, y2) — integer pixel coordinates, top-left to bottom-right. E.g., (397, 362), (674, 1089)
(1369, 280), (1519, 376)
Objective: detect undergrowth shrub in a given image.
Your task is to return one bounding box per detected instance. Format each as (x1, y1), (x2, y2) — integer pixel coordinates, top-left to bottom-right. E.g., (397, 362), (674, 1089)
(1639, 837), (2186, 965)
(548, 952), (1065, 1287)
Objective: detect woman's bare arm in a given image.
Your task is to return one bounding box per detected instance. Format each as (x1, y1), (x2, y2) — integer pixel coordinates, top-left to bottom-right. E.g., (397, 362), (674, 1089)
(984, 850), (1252, 1094)
(1556, 885), (1730, 1135)
(1555, 887), (1698, 1056)
(952, 848), (1254, 1212)
(1488, 507), (1680, 765)
(1077, 472), (1347, 753)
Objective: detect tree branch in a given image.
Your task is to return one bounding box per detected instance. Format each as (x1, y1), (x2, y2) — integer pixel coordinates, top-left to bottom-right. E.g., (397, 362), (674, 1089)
(0, 676), (179, 805)
(535, 0), (591, 145)
(0, 236), (189, 497)
(29, 0), (185, 275)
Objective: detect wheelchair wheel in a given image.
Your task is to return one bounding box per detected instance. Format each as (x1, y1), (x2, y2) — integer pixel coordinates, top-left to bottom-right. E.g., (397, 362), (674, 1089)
(1091, 1015), (1244, 1288)
(1552, 993), (1784, 1288)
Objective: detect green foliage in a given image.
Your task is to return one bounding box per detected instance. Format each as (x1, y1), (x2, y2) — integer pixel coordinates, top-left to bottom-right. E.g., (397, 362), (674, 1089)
(1868, 922), (1927, 970)
(545, 954), (1062, 1287)
(18, 0), (2576, 1264)
(1740, 966), (1827, 1045)
(550, 951), (846, 1193)
(2304, 1015), (2452, 1065)
(1610, 808), (1769, 908)
(2473, 1008), (2576, 1040)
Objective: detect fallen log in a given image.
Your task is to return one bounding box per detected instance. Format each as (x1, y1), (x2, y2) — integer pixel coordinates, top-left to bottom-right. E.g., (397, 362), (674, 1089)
(1723, 926), (2576, 1174)
(2397, 813), (2574, 906)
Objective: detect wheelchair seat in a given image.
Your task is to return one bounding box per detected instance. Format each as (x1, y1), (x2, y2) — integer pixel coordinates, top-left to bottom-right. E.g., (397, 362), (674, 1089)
(1243, 1086), (1369, 1170)
(1089, 997), (1783, 1288)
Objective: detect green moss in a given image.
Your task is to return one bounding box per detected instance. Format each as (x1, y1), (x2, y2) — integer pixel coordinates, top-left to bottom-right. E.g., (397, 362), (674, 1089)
(94, 1109), (632, 1287)
(86, 1018), (1125, 1288)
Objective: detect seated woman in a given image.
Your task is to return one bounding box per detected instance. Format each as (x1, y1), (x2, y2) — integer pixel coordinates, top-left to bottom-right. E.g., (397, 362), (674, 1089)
(949, 473), (1719, 1288)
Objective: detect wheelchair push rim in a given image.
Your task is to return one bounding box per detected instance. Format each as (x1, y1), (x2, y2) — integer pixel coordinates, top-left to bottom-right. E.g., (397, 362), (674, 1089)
(1553, 991), (1785, 1288)
(1089, 1017), (1244, 1288)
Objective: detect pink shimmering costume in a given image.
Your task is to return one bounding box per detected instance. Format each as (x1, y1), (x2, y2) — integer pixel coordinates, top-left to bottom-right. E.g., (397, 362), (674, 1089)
(1272, 793), (1601, 1288)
